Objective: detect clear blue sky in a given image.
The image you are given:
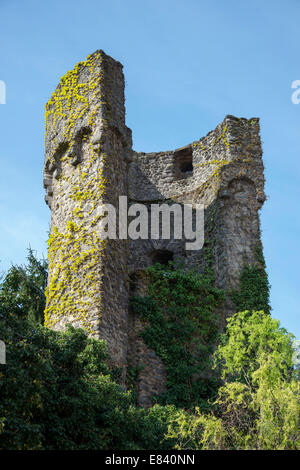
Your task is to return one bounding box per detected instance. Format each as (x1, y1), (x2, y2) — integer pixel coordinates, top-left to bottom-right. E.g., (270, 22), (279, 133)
(0, 0), (299, 336)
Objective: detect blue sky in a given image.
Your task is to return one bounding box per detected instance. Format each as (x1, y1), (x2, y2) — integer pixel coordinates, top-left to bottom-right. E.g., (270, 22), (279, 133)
(0, 0), (299, 336)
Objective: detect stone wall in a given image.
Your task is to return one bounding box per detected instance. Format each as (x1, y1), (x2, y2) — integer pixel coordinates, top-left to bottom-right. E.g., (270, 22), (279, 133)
(127, 115), (265, 286)
(44, 51), (266, 404)
(44, 50), (132, 375)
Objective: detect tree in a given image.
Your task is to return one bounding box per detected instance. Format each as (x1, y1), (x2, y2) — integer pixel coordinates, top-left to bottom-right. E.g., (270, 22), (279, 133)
(0, 305), (177, 449)
(168, 311), (300, 450)
(0, 249), (48, 324)
(0, 251), (178, 450)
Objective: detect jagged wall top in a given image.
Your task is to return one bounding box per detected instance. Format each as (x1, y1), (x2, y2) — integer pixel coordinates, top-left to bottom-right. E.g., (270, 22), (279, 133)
(43, 50), (267, 404)
(44, 50), (131, 170)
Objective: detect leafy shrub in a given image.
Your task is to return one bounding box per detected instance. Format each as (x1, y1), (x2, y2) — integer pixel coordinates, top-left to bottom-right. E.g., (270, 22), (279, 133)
(168, 311), (300, 450)
(0, 311), (177, 449)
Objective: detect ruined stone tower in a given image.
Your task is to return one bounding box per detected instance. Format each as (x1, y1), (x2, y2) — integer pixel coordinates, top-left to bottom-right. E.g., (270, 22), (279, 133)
(43, 50), (266, 406)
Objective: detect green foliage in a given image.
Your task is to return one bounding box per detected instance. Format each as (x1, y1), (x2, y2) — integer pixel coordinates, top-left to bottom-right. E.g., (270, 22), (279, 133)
(0, 248), (298, 450)
(231, 244), (270, 314)
(126, 361), (144, 401)
(293, 340), (300, 380)
(0, 307), (178, 450)
(0, 249), (47, 324)
(215, 310), (295, 383)
(168, 311), (300, 450)
(130, 262), (225, 408)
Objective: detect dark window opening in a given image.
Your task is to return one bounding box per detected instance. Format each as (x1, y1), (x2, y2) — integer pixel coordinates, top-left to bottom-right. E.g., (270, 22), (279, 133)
(129, 270), (148, 296)
(180, 160), (193, 173)
(174, 146), (193, 179)
(151, 249), (174, 266)
(129, 272), (140, 295)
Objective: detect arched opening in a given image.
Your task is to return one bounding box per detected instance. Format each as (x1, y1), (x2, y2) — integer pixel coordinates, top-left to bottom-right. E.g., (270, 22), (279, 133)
(150, 249), (174, 266)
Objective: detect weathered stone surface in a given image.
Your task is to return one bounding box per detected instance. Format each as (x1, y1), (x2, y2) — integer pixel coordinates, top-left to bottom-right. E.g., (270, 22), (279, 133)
(44, 51), (266, 406)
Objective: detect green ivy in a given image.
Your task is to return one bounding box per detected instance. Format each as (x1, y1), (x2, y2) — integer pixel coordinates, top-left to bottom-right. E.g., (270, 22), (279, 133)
(231, 243), (270, 314)
(130, 262), (225, 409)
(126, 361), (144, 401)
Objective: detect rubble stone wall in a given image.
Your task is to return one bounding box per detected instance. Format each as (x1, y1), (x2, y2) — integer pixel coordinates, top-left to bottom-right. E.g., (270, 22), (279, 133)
(44, 51), (266, 403)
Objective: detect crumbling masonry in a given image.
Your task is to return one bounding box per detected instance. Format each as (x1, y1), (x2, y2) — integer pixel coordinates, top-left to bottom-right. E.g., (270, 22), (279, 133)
(43, 50), (266, 406)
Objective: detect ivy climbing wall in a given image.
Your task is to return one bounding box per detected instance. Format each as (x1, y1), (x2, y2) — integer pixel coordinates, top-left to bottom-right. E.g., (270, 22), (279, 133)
(127, 115), (266, 404)
(43, 50), (132, 374)
(44, 51), (266, 403)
